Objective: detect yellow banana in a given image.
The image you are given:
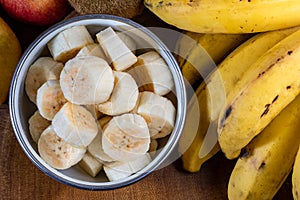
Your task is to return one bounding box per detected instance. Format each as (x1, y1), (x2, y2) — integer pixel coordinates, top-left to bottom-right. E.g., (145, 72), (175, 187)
(208, 26), (300, 123)
(144, 0), (300, 34)
(178, 27), (300, 173)
(218, 29), (300, 159)
(293, 146), (300, 200)
(179, 83), (219, 172)
(228, 94), (300, 200)
(176, 32), (250, 87)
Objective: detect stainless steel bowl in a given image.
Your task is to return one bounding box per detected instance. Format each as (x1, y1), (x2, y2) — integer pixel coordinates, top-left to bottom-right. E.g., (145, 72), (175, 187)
(9, 14), (186, 190)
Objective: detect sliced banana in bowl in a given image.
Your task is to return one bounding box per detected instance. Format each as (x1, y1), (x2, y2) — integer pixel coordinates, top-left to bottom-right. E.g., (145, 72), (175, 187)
(97, 71), (139, 116)
(102, 113), (151, 162)
(25, 57), (64, 104)
(9, 14), (186, 190)
(38, 125), (87, 170)
(36, 80), (67, 120)
(52, 102), (99, 148)
(60, 56), (115, 105)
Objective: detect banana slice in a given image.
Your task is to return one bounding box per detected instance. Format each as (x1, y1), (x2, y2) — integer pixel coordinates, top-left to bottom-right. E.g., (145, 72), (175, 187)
(97, 71), (139, 116)
(25, 57), (63, 103)
(128, 51), (174, 96)
(116, 31), (136, 54)
(52, 102), (98, 147)
(47, 25), (94, 63)
(96, 27), (137, 71)
(103, 153), (152, 181)
(76, 43), (106, 60)
(38, 125), (86, 170)
(102, 113), (150, 162)
(60, 56), (114, 105)
(126, 153), (152, 174)
(36, 80), (67, 120)
(87, 116), (114, 163)
(103, 162), (131, 182)
(130, 92), (141, 114)
(88, 130), (116, 163)
(78, 152), (103, 177)
(28, 111), (51, 143)
(136, 91), (176, 138)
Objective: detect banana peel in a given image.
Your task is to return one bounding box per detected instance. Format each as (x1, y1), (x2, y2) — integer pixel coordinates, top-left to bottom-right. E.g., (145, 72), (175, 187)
(175, 32), (250, 88)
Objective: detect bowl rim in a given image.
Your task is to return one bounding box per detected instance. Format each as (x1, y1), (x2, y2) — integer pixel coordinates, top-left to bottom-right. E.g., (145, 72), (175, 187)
(9, 14), (187, 190)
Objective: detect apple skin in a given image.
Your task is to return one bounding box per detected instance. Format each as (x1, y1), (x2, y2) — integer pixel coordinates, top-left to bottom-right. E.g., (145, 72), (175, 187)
(0, 0), (71, 26)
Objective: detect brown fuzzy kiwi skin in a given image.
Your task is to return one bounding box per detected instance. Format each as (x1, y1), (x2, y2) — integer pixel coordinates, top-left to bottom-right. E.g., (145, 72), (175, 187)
(67, 0), (144, 19)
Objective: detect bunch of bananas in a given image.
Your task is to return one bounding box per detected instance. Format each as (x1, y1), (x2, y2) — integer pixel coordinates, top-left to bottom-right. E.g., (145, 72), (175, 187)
(144, 0), (300, 199)
(178, 25), (300, 200)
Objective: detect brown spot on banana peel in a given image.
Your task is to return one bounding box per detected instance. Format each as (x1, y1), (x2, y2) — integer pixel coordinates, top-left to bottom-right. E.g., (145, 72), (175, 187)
(260, 104), (270, 118)
(220, 105), (233, 128)
(157, 1), (164, 7)
(154, 1), (172, 8)
(257, 63), (274, 78)
(144, 2), (153, 8)
(260, 95), (279, 118)
(257, 49), (294, 79)
(147, 0), (198, 8)
(186, 0), (199, 7)
(272, 95), (279, 104)
(240, 148), (251, 159)
(258, 161), (266, 170)
(249, 157), (267, 171)
(277, 56), (284, 62)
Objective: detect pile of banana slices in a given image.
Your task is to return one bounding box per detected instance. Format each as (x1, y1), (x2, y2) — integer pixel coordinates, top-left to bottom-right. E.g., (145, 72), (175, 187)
(25, 25), (176, 181)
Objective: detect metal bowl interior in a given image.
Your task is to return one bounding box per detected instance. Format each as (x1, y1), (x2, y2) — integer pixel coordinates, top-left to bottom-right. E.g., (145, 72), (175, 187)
(9, 14), (186, 190)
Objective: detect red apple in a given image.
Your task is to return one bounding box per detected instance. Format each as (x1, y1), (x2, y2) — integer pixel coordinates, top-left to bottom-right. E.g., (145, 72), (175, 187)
(0, 0), (71, 26)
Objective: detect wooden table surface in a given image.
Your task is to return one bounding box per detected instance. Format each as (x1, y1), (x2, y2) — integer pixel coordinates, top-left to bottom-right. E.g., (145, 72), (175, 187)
(0, 7), (294, 200)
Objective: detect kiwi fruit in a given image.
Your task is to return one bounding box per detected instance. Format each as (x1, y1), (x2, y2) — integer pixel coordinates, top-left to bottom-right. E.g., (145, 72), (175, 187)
(67, 0), (144, 19)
